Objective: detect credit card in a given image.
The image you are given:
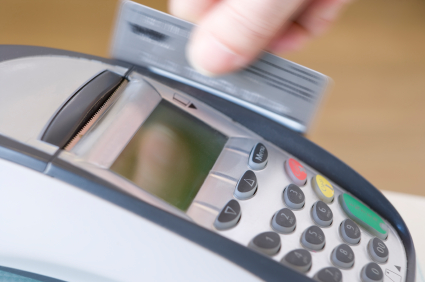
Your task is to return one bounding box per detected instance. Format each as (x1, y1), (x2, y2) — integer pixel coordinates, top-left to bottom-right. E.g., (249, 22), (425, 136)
(110, 1), (330, 133)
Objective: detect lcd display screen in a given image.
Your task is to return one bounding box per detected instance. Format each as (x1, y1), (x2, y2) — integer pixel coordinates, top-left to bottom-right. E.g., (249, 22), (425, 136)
(110, 100), (228, 211)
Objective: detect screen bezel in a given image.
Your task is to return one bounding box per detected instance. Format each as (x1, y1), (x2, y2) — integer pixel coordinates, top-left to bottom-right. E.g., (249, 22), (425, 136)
(61, 72), (258, 218)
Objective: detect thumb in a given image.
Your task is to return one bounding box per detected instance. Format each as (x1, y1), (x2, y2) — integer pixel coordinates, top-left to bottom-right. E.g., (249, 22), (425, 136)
(187, 0), (304, 75)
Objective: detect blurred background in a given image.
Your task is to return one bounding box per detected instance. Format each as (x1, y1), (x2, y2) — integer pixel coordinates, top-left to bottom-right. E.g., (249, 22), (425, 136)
(0, 0), (424, 196)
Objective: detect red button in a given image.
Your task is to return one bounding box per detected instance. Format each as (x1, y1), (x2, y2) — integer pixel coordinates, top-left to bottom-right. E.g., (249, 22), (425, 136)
(285, 158), (307, 186)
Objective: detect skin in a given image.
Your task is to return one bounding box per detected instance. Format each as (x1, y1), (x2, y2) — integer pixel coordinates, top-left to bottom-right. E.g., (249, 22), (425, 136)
(169, 0), (353, 76)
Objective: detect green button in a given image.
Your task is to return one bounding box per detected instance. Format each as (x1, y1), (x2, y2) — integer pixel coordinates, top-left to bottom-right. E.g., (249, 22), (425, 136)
(339, 193), (388, 240)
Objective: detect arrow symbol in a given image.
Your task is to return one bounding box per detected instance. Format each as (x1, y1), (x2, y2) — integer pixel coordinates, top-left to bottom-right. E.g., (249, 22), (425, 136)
(265, 236), (274, 242)
(395, 266), (401, 272)
(224, 206), (237, 215)
(244, 179), (255, 187)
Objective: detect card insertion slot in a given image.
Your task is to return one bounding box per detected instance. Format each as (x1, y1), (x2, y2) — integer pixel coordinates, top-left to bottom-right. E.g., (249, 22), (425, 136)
(41, 70), (125, 149)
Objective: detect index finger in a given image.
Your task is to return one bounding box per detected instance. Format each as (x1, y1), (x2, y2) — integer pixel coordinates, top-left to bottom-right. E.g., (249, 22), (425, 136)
(187, 0), (306, 75)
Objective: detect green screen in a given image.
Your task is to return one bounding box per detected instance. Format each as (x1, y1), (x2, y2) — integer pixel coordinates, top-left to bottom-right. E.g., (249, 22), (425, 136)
(110, 100), (227, 211)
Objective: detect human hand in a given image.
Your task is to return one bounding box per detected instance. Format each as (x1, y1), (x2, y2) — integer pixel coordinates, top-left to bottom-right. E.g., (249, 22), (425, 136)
(169, 0), (351, 76)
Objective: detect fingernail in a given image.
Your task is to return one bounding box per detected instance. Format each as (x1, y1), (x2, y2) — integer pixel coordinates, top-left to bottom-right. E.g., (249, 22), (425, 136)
(187, 31), (249, 76)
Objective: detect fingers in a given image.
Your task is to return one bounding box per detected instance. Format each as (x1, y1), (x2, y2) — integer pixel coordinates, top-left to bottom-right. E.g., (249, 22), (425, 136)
(187, 0), (305, 75)
(269, 0), (351, 54)
(169, 0), (219, 23)
(171, 0), (352, 75)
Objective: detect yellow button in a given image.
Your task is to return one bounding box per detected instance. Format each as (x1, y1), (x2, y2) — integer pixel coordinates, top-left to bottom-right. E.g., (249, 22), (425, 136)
(312, 175), (334, 203)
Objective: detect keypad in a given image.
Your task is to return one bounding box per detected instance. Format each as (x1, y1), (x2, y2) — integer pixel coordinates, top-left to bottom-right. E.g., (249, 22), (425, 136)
(314, 267), (342, 282)
(206, 140), (401, 282)
(234, 170), (258, 200)
(281, 249), (312, 273)
(301, 225), (326, 250)
(311, 201), (333, 227)
(214, 199), (241, 230)
(271, 208), (296, 234)
(248, 231), (281, 256)
(361, 262), (384, 282)
(340, 218), (361, 245)
(368, 238), (389, 263)
(331, 244), (355, 269)
(283, 184), (305, 210)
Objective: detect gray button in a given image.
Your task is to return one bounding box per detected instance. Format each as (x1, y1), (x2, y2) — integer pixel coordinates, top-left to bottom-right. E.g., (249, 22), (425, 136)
(339, 218), (361, 245)
(368, 238), (389, 263)
(214, 200), (241, 230)
(361, 262), (384, 282)
(314, 267), (343, 282)
(248, 231), (281, 256)
(312, 201), (333, 227)
(301, 225), (326, 250)
(281, 249), (312, 273)
(331, 244), (355, 269)
(249, 143), (268, 170)
(234, 170), (258, 200)
(283, 184), (305, 210)
(271, 208), (296, 234)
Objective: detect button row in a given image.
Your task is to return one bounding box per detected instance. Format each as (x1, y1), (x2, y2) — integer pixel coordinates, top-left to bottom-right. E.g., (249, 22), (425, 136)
(283, 157), (389, 242)
(250, 147), (389, 244)
(278, 246), (383, 282)
(215, 199), (389, 264)
(283, 247), (384, 282)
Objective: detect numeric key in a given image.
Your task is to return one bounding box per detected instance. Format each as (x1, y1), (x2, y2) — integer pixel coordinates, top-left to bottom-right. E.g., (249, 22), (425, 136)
(311, 201), (333, 227)
(271, 208), (296, 234)
(281, 249), (312, 273)
(301, 225), (326, 250)
(314, 267), (342, 282)
(331, 244), (355, 269)
(248, 231), (281, 256)
(368, 238), (389, 263)
(340, 218), (361, 245)
(283, 184), (305, 210)
(361, 262), (384, 282)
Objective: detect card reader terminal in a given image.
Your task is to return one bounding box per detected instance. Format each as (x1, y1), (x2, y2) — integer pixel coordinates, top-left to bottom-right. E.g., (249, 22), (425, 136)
(0, 45), (415, 282)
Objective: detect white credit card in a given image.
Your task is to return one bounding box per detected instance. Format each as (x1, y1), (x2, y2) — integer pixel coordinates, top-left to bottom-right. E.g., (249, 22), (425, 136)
(110, 1), (330, 133)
